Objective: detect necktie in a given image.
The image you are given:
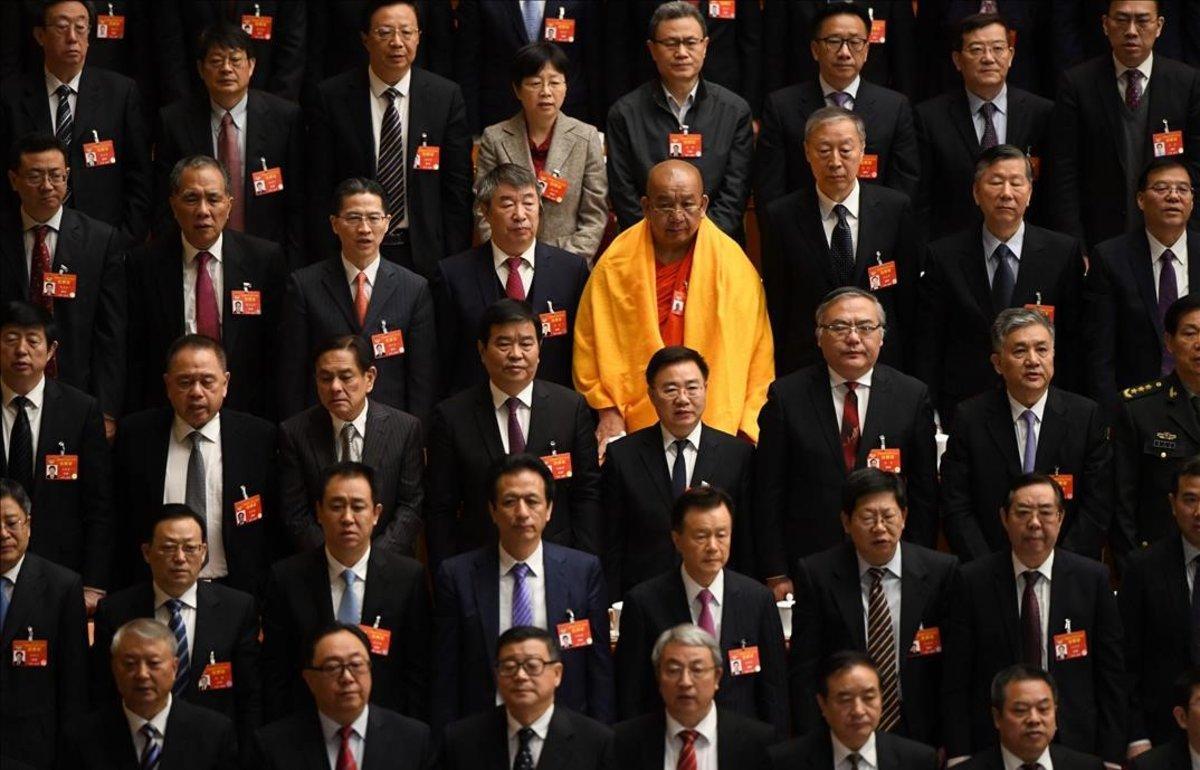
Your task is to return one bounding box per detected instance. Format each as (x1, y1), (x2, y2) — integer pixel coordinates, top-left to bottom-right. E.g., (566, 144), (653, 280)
(194, 251), (221, 341)
(848, 753), (862, 770)
(54, 84), (73, 147)
(29, 225), (53, 313)
(521, 0), (543, 42)
(1125, 69), (1144, 110)
(218, 111), (244, 232)
(165, 598), (190, 695)
(867, 568), (901, 731)
(979, 0), (998, 14)
(354, 272), (370, 328)
(336, 724), (358, 770)
(376, 88), (406, 243)
(7, 395), (34, 495)
(677, 729), (699, 770)
(831, 204), (855, 285)
(1021, 764), (1041, 770)
(0, 576), (12, 631)
(514, 726), (536, 770)
(511, 562), (533, 627)
(1021, 409), (1037, 474)
(1021, 570), (1042, 667)
(671, 438), (689, 497)
(505, 256), (526, 301)
(1159, 250), (1179, 375)
(991, 243), (1016, 311)
(830, 91), (852, 110)
(1191, 556), (1200, 664)
(697, 588), (716, 638)
(337, 568), (361, 624)
(139, 723), (162, 770)
(841, 382), (860, 472)
(979, 102), (999, 149)
(506, 397), (526, 454)
(340, 422), (357, 462)
(185, 431), (207, 520)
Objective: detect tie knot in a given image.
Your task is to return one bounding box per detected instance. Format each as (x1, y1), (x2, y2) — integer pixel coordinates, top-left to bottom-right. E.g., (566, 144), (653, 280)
(383, 87), (399, 103)
(1126, 69), (1144, 84)
(141, 722), (161, 740)
(868, 566), (886, 583)
(1023, 570), (1039, 588)
(341, 421), (356, 438)
(993, 243), (1012, 263)
(221, 111), (234, 128)
(831, 91), (852, 108)
(1161, 249), (1176, 265)
(1021, 409), (1036, 426)
(1021, 763), (1040, 770)
(342, 568), (357, 588)
(55, 84), (72, 98)
(506, 256), (523, 272)
(506, 396), (522, 414)
(980, 101), (997, 118)
(356, 270), (368, 287)
(678, 728), (699, 748)
(196, 250), (212, 269)
(511, 562), (531, 580)
(188, 430), (203, 447)
(834, 203), (850, 221)
(339, 723), (355, 741)
(10, 395), (29, 409)
(518, 726), (536, 745)
(673, 438), (689, 453)
(164, 598), (184, 615)
(698, 587), (714, 608)
(845, 381), (859, 392)
(35, 224), (51, 240)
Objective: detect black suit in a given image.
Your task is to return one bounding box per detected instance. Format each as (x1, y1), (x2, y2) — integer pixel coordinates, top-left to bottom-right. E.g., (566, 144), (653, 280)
(602, 423), (755, 599)
(1050, 54), (1200, 248)
(55, 699), (238, 770)
(754, 364), (939, 580)
(260, 546), (430, 722)
(254, 706), (432, 770)
(0, 207), (126, 418)
(153, 90), (306, 264)
(0, 554), (87, 770)
(442, 705), (615, 770)
(755, 79), (920, 209)
(306, 67), (473, 276)
(0, 379), (114, 589)
(426, 380), (601, 571)
(941, 387), (1113, 563)
(614, 568), (788, 735)
(434, 242), (590, 394)
(276, 256), (438, 424)
(112, 407), (277, 595)
(789, 543), (958, 745)
(760, 183), (920, 376)
(615, 708), (775, 770)
(956, 745), (1105, 770)
(1131, 739), (1193, 770)
(942, 549), (1127, 763)
(124, 231), (287, 420)
(913, 87), (1055, 241)
(0, 66), (152, 246)
(769, 728), (938, 770)
(914, 224), (1086, 423)
(278, 400), (424, 557)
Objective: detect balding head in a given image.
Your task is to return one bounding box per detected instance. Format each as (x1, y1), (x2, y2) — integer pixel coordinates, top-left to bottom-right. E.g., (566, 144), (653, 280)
(647, 160), (704, 196)
(641, 161), (709, 259)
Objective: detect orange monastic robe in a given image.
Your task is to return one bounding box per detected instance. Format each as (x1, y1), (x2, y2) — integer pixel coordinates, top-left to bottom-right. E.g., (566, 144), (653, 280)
(655, 245), (694, 346)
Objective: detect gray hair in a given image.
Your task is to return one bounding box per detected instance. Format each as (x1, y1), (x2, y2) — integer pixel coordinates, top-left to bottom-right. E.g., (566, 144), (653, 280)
(474, 163), (539, 209)
(169, 155), (231, 197)
(804, 106), (866, 146)
(991, 307), (1055, 352)
(651, 623), (723, 673)
(814, 287), (887, 330)
(648, 0), (706, 40)
(111, 618), (177, 655)
(973, 144), (1033, 183)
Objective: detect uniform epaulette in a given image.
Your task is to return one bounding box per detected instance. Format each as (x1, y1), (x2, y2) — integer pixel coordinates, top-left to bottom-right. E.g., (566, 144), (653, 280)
(1121, 380), (1164, 400)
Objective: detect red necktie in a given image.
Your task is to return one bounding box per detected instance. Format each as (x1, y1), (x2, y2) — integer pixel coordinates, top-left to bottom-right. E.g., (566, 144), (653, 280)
(505, 256), (526, 301)
(677, 729), (698, 770)
(354, 272), (370, 328)
(195, 251), (221, 341)
(841, 382), (860, 471)
(29, 225), (53, 313)
(218, 112), (244, 232)
(336, 724), (357, 770)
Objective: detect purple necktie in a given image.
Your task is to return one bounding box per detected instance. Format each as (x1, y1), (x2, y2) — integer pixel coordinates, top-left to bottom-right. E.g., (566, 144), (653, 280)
(511, 562), (533, 627)
(1021, 410), (1037, 473)
(1126, 69), (1144, 110)
(980, 102), (999, 149)
(1160, 250), (1179, 375)
(506, 397), (526, 454)
(830, 91), (852, 110)
(697, 588), (716, 638)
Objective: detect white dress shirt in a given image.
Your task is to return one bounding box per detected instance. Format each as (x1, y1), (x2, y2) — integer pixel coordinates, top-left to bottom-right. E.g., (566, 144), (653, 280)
(857, 545), (903, 691)
(820, 74), (862, 109)
(1, 555), (26, 612)
(662, 422), (703, 488)
(491, 381), (534, 454)
(327, 547), (371, 624)
(983, 220), (1025, 287)
(1184, 537), (1200, 595)
(492, 240), (537, 298)
(341, 253), (383, 309)
(1012, 549), (1054, 670)
(499, 541), (548, 634)
(816, 180), (862, 257)
(507, 704), (554, 768)
(1147, 230), (1191, 298)
(153, 582), (198, 658)
(163, 414), (227, 578)
(44, 69), (81, 136)
(320, 706), (369, 770)
(332, 401), (370, 463)
(20, 206), (64, 277)
(1, 377), (46, 463)
(181, 233), (225, 333)
(662, 80), (700, 126)
(1000, 744), (1053, 770)
(681, 565), (724, 639)
(832, 730), (878, 770)
(1115, 53), (1154, 102)
(368, 66), (411, 227)
(664, 703), (718, 770)
(1008, 390), (1048, 470)
(829, 367), (874, 434)
(1190, 745), (1200, 770)
(966, 83), (1009, 145)
(208, 93), (248, 165)
(124, 695), (172, 760)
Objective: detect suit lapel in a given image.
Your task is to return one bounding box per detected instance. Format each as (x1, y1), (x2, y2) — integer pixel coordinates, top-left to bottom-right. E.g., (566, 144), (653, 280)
(985, 389), (1023, 477)
(473, 550), (502, 666)
(1095, 64), (1128, 170)
(1010, 228), (1047, 306)
(808, 367), (844, 463)
(691, 425), (721, 488)
(800, 191), (838, 288)
(990, 556), (1021, 660)
(363, 261), (401, 335)
(856, 367), (889, 467)
(500, 115), (531, 167)
(405, 70), (428, 176)
(898, 545), (928, 658)
(2, 555), (45, 646)
(244, 92), (271, 181)
(543, 120), (576, 178)
(1034, 389), (1068, 470)
(505, 1), (536, 43)
(156, 241), (187, 337)
(186, 96), (214, 156)
(31, 380), (66, 491)
(220, 234), (247, 356)
(360, 402), (390, 470)
(833, 546), (868, 649)
(306, 550), (336, 623)
(361, 549), (388, 628)
(524, 381), (551, 453)
(472, 385), (506, 464)
(718, 573), (741, 650)
(19, 74), (53, 134)
(543, 544), (569, 628)
(70, 68), (97, 147)
(539, 708), (574, 769)
(852, 188), (882, 283)
(472, 246), (505, 310)
(349, 71), (377, 176)
(960, 229), (995, 318)
(53, 209), (83, 274)
(1006, 89), (1033, 152)
(189, 583), (221, 685)
(636, 427), (676, 510)
(950, 90), (982, 159)
(319, 258), (359, 330)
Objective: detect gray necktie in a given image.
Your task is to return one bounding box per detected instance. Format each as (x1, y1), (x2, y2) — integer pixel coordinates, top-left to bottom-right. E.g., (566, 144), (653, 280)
(1021, 410), (1037, 474)
(340, 422), (357, 462)
(185, 431), (206, 518)
(336, 568), (361, 624)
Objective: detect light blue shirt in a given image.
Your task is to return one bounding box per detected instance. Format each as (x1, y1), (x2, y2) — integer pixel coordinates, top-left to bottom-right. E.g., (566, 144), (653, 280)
(982, 220), (1025, 287)
(966, 84), (1008, 146)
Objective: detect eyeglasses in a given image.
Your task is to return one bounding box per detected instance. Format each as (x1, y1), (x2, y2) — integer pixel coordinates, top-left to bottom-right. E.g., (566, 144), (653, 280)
(153, 542), (204, 557)
(961, 43), (1011, 58)
(819, 321), (884, 337)
(657, 384), (704, 399)
(815, 36), (869, 53)
(20, 170), (68, 186)
(1145, 183), (1195, 197)
(852, 510), (902, 528)
(307, 658), (371, 678)
(650, 203), (703, 217)
(371, 26), (420, 42)
(660, 663), (717, 680)
(203, 54), (250, 69)
(521, 78), (567, 92)
(496, 657), (558, 677)
(652, 37), (706, 51)
(339, 212), (389, 225)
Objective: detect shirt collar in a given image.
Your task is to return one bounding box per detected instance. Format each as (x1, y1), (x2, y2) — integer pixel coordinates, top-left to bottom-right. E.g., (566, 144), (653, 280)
(1146, 230), (1188, 261)
(816, 180), (861, 220)
(1, 554), (27, 585)
(182, 232), (224, 264)
(153, 581), (199, 611)
(828, 366), (874, 390)
(331, 400), (371, 446)
(20, 206), (64, 232)
(680, 563), (723, 607)
(491, 239), (538, 272)
(665, 702), (718, 747)
(1012, 548), (1055, 584)
(319, 705), (370, 746)
(326, 546), (371, 584)
(507, 703), (555, 739)
(857, 542), (902, 579)
(490, 381), (535, 412)
(661, 80), (700, 111)
(661, 421), (704, 453)
(499, 540), (545, 578)
(1182, 535), (1200, 569)
(983, 220), (1026, 261)
(44, 68), (82, 96)
(966, 82), (1008, 116)
(368, 66), (412, 99)
(209, 92), (249, 129)
(820, 74), (862, 100)
(832, 730), (877, 769)
(171, 413), (220, 445)
(123, 694), (172, 740)
(2, 376), (47, 411)
(1000, 744), (1053, 770)
(1114, 52), (1154, 84)
(341, 254), (382, 287)
(1007, 389), (1049, 425)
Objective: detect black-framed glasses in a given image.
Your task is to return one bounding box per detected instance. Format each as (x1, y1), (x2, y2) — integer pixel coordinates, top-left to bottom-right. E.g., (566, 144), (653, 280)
(307, 658), (371, 678)
(496, 657), (558, 677)
(815, 36), (868, 53)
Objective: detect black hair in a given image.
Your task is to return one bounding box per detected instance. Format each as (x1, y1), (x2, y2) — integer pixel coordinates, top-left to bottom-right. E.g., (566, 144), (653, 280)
(670, 485), (735, 532)
(0, 479), (33, 519)
(8, 132), (68, 171)
(0, 301), (57, 346)
(817, 650), (877, 697)
(318, 461), (378, 506)
(810, 2), (872, 39)
(144, 504), (207, 544)
(991, 664), (1059, 709)
(1004, 472), (1066, 511)
(1174, 456), (1200, 494)
(648, 1), (706, 40)
(165, 334), (228, 373)
(842, 467), (908, 515)
(497, 625), (562, 663)
(1173, 667), (1200, 710)
(194, 22), (255, 62)
(487, 454), (556, 505)
(1138, 156), (1193, 191)
(313, 335), (373, 375)
(510, 41), (571, 87)
(360, 0), (421, 33)
(645, 346), (709, 386)
(956, 13), (1010, 50)
(305, 622), (373, 667)
(40, 1), (95, 28)
(476, 299), (543, 347)
(1165, 294), (1200, 336)
(331, 177), (388, 216)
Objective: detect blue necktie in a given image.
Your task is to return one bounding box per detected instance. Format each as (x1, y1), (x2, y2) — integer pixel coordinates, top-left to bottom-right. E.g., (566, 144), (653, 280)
(165, 599), (189, 695)
(521, 1), (543, 42)
(0, 576), (11, 631)
(139, 723), (162, 770)
(831, 204), (855, 285)
(515, 726), (536, 770)
(1021, 410), (1037, 474)
(671, 439), (689, 497)
(337, 569), (361, 625)
(511, 562), (533, 627)
(991, 243), (1016, 311)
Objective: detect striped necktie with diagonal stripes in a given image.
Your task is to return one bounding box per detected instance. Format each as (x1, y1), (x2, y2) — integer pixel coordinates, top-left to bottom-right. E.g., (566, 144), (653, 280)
(376, 87), (406, 243)
(165, 598), (190, 695)
(139, 723), (162, 770)
(867, 567), (901, 731)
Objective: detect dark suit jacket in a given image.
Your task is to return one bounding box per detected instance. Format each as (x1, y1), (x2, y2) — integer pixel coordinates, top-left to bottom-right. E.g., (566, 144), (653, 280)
(755, 79), (920, 209)
(768, 728), (938, 770)
(615, 708), (775, 770)
(941, 387), (1113, 563)
(112, 407), (277, 595)
(0, 379), (114, 588)
(1119, 535), (1197, 746)
(0, 554), (86, 770)
(55, 699), (238, 770)
(0, 207), (126, 418)
(254, 706), (432, 770)
(760, 183), (921, 376)
(605, 79), (754, 237)
(942, 549), (1126, 763)
(790, 543), (958, 745)
(260, 546), (430, 722)
(1085, 230), (1200, 412)
(614, 568), (788, 735)
(276, 256), (438, 424)
(1131, 739), (1193, 770)
(124, 231), (287, 420)
(914, 224), (1086, 422)
(426, 379), (601, 571)
(914, 87), (1055, 241)
(432, 543), (613, 729)
(278, 400), (424, 557)
(957, 744), (1105, 770)
(0, 66), (151, 246)
(306, 67), (473, 277)
(153, 89), (305, 264)
(434, 241), (590, 394)
(602, 423), (756, 599)
(754, 364), (939, 579)
(442, 705), (615, 770)
(90, 581), (262, 749)
(1050, 54), (1200, 248)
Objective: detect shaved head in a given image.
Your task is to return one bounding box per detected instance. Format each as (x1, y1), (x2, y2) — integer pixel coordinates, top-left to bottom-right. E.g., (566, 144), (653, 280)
(646, 160), (704, 197)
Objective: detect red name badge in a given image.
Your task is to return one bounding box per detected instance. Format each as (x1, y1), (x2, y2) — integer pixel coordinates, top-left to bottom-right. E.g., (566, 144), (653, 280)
(671, 289), (687, 316)
(537, 170), (569, 203)
(198, 661), (233, 690)
(359, 625), (392, 656)
(12, 639), (48, 667)
(556, 619), (593, 649)
(96, 14), (126, 39)
(908, 626), (942, 657)
(708, 0), (736, 19)
(869, 19), (887, 44)
(42, 272), (77, 299)
(867, 448), (902, 473)
(231, 290), (262, 316)
(541, 452), (573, 479)
(1029, 155), (1041, 181)
(1007, 29), (1018, 47)
(858, 154), (879, 179)
(414, 145), (440, 171)
(668, 133), (703, 158)
(252, 167), (283, 195)
(1153, 130), (1184, 157)
(241, 14), (272, 39)
(1050, 473), (1075, 500)
(868, 261), (898, 291)
(371, 329), (405, 358)
(234, 494), (263, 526)
(1024, 303), (1055, 323)
(539, 309), (568, 337)
(45, 454), (79, 480)
(1053, 629), (1088, 661)
(83, 139), (116, 167)
(728, 646), (761, 676)
(544, 17), (576, 42)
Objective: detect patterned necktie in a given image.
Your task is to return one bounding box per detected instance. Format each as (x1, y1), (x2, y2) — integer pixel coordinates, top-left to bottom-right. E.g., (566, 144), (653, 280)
(848, 752), (862, 770)
(1191, 557), (1200, 664)
(139, 723), (162, 770)
(1021, 410), (1037, 474)
(377, 88), (406, 243)
(194, 251), (221, 341)
(1159, 250), (1179, 375)
(165, 598), (190, 695)
(1021, 570), (1042, 667)
(830, 91), (852, 110)
(991, 243), (1016, 311)
(0, 576), (12, 632)
(7, 396), (34, 495)
(337, 568), (361, 624)
(697, 588), (716, 638)
(677, 729), (699, 770)
(354, 272), (370, 328)
(979, 102), (999, 149)
(506, 397), (526, 454)
(511, 562), (533, 627)
(340, 422), (357, 462)
(218, 112), (244, 232)
(671, 439), (689, 497)
(831, 203), (855, 285)
(521, 0), (543, 42)
(185, 431), (207, 521)
(505, 256), (526, 301)
(514, 726), (536, 770)
(867, 568), (901, 731)
(54, 84), (73, 147)
(29, 225), (53, 313)
(841, 382), (860, 471)
(1125, 69), (1144, 110)
(336, 723), (358, 770)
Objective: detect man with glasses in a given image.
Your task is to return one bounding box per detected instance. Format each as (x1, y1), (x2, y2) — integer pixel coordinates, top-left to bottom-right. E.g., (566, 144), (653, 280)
(943, 474), (1126, 766)
(253, 623), (432, 769)
(442, 625), (616, 769)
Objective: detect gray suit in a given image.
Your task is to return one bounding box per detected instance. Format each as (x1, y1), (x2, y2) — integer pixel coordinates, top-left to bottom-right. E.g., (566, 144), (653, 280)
(474, 112), (608, 261)
(278, 399), (424, 556)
